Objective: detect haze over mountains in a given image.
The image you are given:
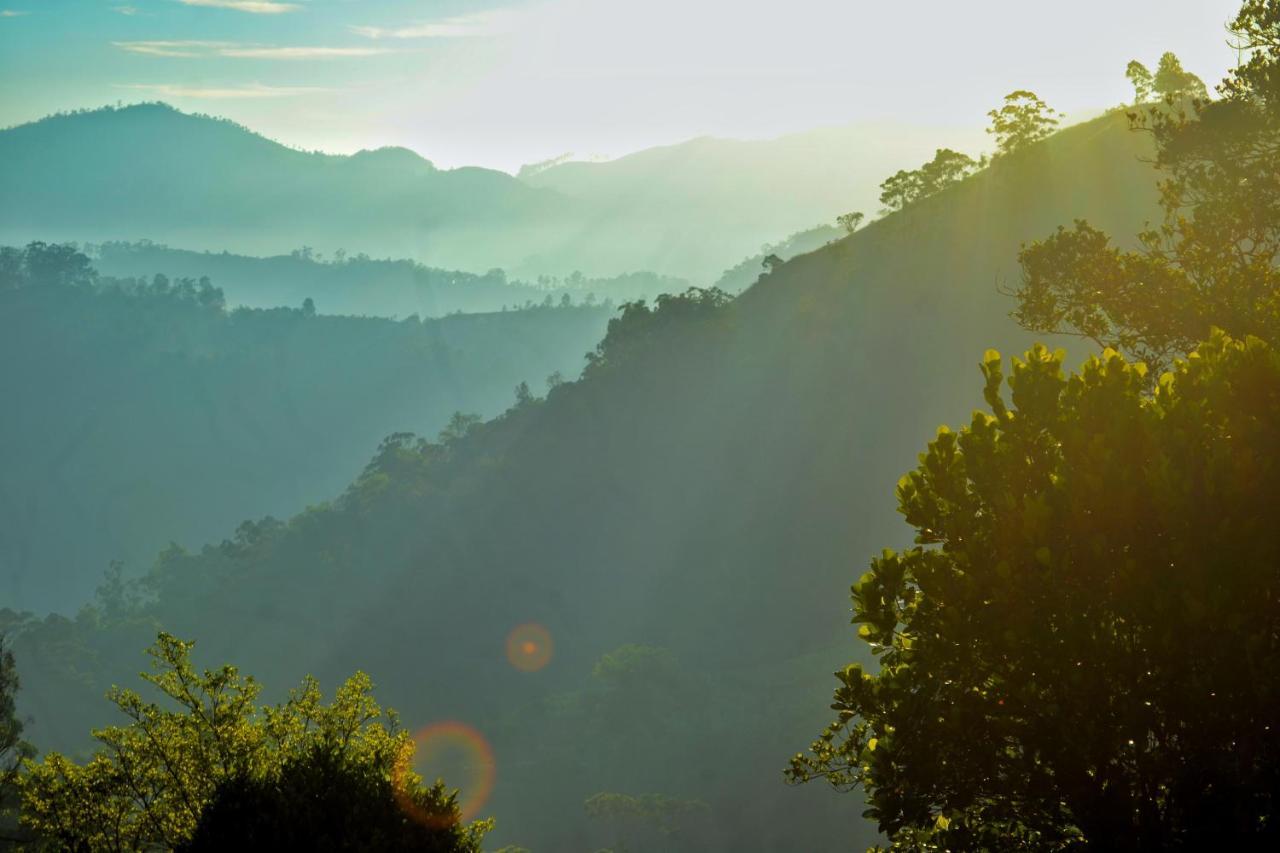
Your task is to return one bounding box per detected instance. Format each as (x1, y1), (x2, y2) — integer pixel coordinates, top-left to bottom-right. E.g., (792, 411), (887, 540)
(0, 104), (986, 284)
(9, 108), (1160, 851)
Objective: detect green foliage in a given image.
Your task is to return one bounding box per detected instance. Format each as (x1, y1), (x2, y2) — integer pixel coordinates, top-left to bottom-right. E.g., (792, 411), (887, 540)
(987, 91), (1063, 156)
(1015, 5), (1279, 371)
(18, 633), (490, 851)
(790, 334), (1280, 849)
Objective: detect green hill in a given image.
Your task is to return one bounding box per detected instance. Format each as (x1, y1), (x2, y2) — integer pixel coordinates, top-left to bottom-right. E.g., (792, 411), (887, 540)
(0, 247), (611, 613)
(6, 111), (1160, 851)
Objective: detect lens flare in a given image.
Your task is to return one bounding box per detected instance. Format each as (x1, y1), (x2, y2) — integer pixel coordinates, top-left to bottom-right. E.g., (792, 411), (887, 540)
(394, 721), (496, 826)
(505, 622), (553, 672)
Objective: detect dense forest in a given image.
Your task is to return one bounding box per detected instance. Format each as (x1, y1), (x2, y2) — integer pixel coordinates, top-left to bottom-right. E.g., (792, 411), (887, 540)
(0, 245), (611, 612)
(88, 242), (687, 318)
(2, 1), (1278, 850)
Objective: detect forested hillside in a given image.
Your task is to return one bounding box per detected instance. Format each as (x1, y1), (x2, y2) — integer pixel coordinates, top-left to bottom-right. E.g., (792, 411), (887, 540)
(7, 109), (1161, 850)
(90, 242), (687, 317)
(0, 245), (611, 613)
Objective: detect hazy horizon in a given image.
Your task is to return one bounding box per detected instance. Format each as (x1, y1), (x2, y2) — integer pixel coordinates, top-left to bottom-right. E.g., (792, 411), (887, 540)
(0, 0), (1244, 171)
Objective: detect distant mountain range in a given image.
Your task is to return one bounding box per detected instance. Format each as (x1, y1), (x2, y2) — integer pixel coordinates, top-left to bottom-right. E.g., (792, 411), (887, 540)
(0, 103), (986, 284)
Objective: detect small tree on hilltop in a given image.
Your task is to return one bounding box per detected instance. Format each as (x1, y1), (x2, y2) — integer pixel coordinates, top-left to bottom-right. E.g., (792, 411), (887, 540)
(1126, 59), (1154, 104)
(986, 90), (1063, 156)
(1153, 51), (1209, 100)
(837, 211), (866, 234)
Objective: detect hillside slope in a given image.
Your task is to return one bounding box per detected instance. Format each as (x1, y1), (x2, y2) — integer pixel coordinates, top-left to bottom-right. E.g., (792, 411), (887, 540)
(0, 256), (610, 613)
(522, 122), (988, 281)
(9, 111), (1159, 851)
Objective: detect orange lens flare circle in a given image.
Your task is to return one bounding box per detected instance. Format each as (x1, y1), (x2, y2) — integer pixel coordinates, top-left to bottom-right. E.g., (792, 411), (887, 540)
(394, 721), (496, 826)
(505, 622), (553, 672)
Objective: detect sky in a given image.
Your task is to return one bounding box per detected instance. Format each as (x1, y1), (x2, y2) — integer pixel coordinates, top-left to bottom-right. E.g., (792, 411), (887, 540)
(0, 0), (1247, 172)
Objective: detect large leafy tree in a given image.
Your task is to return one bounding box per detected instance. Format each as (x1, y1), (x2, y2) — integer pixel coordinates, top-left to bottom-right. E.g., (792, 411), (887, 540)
(792, 3), (1280, 848)
(1014, 2), (1279, 372)
(18, 634), (491, 851)
(789, 334), (1280, 849)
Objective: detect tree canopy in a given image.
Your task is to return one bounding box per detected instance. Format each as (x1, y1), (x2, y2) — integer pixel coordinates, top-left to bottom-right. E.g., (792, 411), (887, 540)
(1013, 3), (1279, 372)
(789, 333), (1280, 849)
(18, 634), (491, 851)
(987, 91), (1062, 157)
(793, 3), (1280, 848)
(878, 149), (979, 212)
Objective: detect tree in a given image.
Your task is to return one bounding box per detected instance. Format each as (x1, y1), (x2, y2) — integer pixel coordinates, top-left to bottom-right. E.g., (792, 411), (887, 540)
(761, 253), (784, 274)
(986, 90), (1062, 156)
(1126, 59), (1154, 104)
(183, 742), (480, 851)
(878, 169), (923, 212)
(1013, 3), (1280, 372)
(916, 148), (978, 195)
(793, 5), (1280, 847)
(837, 212), (866, 234)
(879, 150), (977, 213)
(1, 636), (34, 842)
(1153, 51), (1209, 100)
(789, 334), (1280, 849)
(18, 634), (491, 851)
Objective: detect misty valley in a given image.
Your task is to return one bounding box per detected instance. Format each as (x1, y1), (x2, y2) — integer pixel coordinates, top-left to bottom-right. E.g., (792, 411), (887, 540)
(1, 2), (1278, 851)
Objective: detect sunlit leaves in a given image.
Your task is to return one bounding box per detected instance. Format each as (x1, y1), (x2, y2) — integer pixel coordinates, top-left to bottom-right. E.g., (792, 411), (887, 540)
(789, 333), (1280, 849)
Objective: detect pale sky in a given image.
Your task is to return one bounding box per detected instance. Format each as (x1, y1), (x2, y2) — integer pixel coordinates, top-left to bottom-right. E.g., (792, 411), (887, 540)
(0, 0), (1246, 171)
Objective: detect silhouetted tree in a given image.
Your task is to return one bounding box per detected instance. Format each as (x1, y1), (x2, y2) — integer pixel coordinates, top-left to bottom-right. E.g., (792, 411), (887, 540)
(1015, 4), (1279, 371)
(1153, 51), (1209, 100)
(986, 90), (1062, 156)
(1126, 59), (1155, 104)
(183, 743), (479, 852)
(1, 636), (33, 842)
(837, 211), (866, 234)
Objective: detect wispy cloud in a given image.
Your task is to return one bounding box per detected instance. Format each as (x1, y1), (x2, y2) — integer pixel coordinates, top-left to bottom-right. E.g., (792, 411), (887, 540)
(177, 0), (300, 14)
(115, 40), (239, 57)
(115, 41), (393, 60)
(0, 9), (30, 17)
(117, 82), (326, 99)
(221, 46), (393, 60)
(113, 5), (139, 14)
(350, 10), (514, 40)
